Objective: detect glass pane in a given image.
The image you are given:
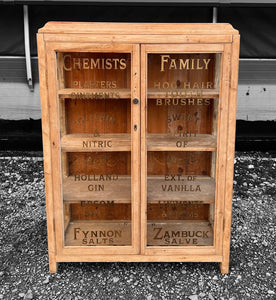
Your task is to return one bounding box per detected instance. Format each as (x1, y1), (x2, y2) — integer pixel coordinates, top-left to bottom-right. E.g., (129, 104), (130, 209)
(146, 53), (220, 246)
(58, 52), (132, 246)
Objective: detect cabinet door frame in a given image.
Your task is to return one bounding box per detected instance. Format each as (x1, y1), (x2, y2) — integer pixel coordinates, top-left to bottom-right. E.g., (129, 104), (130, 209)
(44, 42), (141, 257)
(140, 43), (231, 257)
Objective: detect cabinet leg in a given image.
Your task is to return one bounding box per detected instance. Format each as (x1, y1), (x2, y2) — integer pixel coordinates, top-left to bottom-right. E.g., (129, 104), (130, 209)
(49, 261), (58, 273)
(220, 261), (229, 274)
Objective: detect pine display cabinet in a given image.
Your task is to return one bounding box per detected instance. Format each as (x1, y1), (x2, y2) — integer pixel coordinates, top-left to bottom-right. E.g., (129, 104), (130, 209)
(37, 22), (240, 273)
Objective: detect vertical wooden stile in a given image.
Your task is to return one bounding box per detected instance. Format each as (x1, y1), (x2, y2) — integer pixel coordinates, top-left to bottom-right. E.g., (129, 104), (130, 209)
(131, 44), (141, 253)
(45, 43), (64, 258)
(214, 43), (232, 256)
(37, 33), (58, 273)
(220, 35), (240, 274)
(140, 45), (147, 254)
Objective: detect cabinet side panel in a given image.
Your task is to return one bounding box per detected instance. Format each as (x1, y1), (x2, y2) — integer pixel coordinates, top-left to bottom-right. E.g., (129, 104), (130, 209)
(220, 35), (240, 274)
(215, 43), (231, 257)
(46, 44), (65, 256)
(37, 34), (57, 273)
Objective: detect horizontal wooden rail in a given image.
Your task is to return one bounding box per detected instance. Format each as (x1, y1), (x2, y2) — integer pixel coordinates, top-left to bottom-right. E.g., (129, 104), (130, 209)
(63, 175), (215, 203)
(148, 133), (217, 151)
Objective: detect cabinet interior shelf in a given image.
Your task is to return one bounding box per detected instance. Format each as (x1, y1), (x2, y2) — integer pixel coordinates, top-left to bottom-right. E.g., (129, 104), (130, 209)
(63, 175), (215, 204)
(61, 133), (217, 152)
(58, 88), (131, 99)
(147, 134), (217, 151)
(148, 175), (215, 202)
(147, 220), (213, 246)
(64, 220), (213, 247)
(147, 88), (219, 99)
(63, 175), (131, 202)
(58, 88), (219, 100)
(65, 220), (131, 246)
(61, 133), (131, 152)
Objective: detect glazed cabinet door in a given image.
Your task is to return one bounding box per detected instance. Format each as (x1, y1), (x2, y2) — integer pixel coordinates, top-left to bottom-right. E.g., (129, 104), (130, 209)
(46, 43), (140, 256)
(141, 44), (229, 256)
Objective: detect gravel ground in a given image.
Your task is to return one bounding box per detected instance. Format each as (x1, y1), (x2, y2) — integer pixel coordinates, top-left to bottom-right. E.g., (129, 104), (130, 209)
(0, 151), (275, 300)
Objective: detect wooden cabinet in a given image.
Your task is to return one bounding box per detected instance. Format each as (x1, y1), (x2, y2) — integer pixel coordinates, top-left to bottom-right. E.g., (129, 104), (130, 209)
(37, 22), (239, 273)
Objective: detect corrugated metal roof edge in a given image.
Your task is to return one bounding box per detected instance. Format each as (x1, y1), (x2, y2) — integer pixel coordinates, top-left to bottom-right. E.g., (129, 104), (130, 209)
(1, 0), (276, 6)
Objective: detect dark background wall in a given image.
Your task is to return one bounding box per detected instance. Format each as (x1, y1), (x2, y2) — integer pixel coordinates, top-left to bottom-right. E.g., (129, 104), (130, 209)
(0, 2), (275, 151)
(1, 5), (276, 58)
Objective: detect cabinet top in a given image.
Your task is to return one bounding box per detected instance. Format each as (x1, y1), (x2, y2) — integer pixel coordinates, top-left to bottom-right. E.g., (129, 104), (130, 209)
(38, 22), (239, 35)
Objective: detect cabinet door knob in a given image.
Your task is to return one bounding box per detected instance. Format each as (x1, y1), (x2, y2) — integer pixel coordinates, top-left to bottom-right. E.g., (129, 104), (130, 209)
(133, 98), (139, 104)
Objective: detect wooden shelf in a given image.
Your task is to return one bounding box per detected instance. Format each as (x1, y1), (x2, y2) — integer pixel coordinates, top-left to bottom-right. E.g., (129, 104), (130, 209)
(63, 175), (214, 204)
(58, 88), (131, 99)
(147, 88), (219, 99)
(61, 133), (216, 152)
(63, 175), (131, 203)
(58, 88), (218, 100)
(147, 133), (217, 151)
(148, 175), (215, 204)
(65, 220), (132, 246)
(64, 220), (213, 247)
(61, 133), (131, 152)
(147, 220), (213, 246)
